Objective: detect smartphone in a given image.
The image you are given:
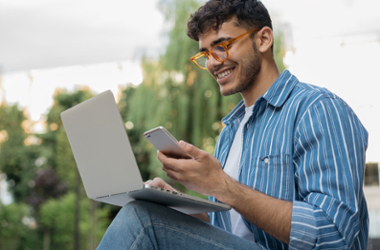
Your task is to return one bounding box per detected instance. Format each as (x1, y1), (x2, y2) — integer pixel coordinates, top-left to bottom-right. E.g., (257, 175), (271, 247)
(143, 126), (189, 159)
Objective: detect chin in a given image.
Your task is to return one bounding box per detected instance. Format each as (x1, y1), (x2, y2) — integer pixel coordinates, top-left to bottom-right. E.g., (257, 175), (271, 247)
(219, 86), (239, 96)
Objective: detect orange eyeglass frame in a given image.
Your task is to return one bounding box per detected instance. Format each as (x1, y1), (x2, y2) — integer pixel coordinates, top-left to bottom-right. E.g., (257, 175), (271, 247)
(190, 27), (261, 70)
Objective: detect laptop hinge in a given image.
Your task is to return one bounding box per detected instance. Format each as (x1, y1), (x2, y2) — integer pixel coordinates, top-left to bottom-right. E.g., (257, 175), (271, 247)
(96, 192), (127, 199)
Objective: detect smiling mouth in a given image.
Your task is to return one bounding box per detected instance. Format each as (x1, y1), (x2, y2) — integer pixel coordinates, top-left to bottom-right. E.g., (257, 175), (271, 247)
(216, 68), (234, 80)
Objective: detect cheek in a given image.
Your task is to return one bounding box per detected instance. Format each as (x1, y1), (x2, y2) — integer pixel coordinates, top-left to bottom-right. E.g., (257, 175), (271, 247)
(207, 68), (216, 78)
(226, 53), (242, 69)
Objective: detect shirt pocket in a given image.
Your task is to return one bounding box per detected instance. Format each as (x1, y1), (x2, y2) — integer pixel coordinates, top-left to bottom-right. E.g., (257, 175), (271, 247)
(245, 154), (293, 201)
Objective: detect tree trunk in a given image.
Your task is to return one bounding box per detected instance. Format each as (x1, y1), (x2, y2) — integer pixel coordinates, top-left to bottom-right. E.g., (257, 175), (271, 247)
(43, 228), (50, 250)
(88, 200), (99, 250)
(74, 170), (81, 250)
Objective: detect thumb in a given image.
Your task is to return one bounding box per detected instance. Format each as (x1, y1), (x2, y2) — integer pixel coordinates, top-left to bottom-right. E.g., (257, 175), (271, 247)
(178, 140), (203, 159)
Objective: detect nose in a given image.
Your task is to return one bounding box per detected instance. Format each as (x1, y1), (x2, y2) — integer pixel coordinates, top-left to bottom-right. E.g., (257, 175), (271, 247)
(206, 54), (223, 73)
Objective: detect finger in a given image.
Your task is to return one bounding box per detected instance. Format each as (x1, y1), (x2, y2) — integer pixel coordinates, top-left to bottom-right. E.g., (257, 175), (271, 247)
(144, 180), (152, 184)
(157, 151), (180, 172)
(149, 177), (178, 192)
(163, 167), (181, 182)
(178, 141), (205, 160)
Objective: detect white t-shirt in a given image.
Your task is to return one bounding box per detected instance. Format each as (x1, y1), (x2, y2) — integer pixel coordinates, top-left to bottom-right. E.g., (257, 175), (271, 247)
(223, 105), (255, 242)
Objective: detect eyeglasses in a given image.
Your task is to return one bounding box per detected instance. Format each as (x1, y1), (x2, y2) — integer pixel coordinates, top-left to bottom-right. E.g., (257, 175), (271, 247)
(190, 28), (260, 70)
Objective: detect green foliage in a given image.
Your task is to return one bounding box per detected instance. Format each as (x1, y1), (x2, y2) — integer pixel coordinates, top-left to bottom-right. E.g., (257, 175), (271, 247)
(273, 28), (287, 73)
(0, 103), (40, 202)
(27, 167), (68, 212)
(39, 192), (109, 250)
(0, 88), (112, 249)
(0, 202), (39, 250)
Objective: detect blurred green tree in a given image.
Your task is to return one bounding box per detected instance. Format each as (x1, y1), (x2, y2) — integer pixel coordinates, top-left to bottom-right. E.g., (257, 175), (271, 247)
(0, 202), (39, 250)
(39, 192), (109, 250)
(0, 103), (40, 202)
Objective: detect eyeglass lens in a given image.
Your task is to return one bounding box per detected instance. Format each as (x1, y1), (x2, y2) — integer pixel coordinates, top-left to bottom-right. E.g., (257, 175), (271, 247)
(196, 46), (228, 68)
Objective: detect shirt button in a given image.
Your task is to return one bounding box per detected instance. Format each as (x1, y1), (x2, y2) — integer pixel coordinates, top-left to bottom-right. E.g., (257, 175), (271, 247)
(264, 158), (270, 164)
(246, 124), (249, 129)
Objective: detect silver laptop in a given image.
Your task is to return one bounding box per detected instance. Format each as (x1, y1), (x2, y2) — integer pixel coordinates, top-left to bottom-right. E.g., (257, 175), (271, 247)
(60, 90), (230, 214)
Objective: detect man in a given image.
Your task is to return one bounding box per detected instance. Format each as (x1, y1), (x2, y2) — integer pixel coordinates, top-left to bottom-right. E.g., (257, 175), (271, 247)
(97, 0), (369, 249)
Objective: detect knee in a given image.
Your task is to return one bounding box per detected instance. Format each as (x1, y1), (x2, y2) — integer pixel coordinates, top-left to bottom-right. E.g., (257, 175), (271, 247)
(124, 200), (151, 210)
(116, 200), (182, 229)
(108, 200), (152, 231)
(98, 201), (157, 249)
(118, 200), (152, 219)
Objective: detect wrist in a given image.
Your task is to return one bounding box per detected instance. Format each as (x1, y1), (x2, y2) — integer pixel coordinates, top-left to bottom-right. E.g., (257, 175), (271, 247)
(211, 173), (245, 206)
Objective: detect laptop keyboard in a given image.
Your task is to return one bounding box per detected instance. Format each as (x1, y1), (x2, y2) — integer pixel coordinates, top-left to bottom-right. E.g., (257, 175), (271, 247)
(148, 185), (183, 196)
(96, 186), (184, 199)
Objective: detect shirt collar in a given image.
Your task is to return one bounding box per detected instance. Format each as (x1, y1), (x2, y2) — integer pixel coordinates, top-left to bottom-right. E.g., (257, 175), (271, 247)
(222, 70), (298, 125)
(262, 70), (298, 108)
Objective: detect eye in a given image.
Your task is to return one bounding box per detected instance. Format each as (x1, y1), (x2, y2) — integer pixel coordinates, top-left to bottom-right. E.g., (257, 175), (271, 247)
(213, 46), (226, 52)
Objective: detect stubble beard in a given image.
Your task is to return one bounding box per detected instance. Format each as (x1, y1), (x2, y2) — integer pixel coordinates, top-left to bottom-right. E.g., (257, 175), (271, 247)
(222, 43), (261, 96)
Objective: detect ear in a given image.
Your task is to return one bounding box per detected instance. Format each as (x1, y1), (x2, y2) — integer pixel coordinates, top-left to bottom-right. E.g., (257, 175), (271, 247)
(256, 27), (273, 53)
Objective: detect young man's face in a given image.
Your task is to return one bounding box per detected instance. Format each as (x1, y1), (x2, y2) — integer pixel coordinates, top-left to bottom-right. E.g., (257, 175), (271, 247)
(198, 18), (261, 97)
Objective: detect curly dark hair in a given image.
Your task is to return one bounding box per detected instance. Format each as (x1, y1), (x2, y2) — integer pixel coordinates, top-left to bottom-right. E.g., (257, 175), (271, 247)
(187, 0), (272, 41)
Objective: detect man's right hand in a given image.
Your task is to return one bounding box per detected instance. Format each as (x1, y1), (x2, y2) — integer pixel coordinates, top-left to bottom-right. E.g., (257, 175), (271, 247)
(144, 177), (178, 192)
(144, 177), (210, 223)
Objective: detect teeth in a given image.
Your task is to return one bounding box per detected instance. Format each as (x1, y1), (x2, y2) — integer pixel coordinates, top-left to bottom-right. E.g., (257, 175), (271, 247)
(217, 69), (232, 78)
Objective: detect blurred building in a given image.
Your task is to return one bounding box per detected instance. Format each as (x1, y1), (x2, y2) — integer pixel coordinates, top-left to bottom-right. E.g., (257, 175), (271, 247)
(365, 162), (380, 249)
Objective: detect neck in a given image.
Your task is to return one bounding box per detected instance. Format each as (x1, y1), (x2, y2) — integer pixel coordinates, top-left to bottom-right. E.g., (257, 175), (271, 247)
(241, 60), (280, 107)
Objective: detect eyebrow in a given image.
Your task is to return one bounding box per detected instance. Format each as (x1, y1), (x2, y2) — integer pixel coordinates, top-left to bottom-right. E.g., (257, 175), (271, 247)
(199, 37), (233, 52)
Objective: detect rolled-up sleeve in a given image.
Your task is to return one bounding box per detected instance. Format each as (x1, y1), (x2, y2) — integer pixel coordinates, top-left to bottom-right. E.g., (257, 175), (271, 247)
(289, 96), (368, 249)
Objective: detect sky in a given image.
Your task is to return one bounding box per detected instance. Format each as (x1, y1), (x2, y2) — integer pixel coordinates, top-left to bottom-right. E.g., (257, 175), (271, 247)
(0, 0), (380, 164)
(0, 0), (165, 71)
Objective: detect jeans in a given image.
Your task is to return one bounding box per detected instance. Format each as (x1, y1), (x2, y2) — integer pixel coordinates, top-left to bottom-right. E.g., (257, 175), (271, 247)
(97, 200), (261, 250)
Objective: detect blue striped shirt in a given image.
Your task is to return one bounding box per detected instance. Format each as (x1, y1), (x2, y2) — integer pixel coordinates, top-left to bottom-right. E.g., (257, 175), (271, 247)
(209, 70), (369, 249)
